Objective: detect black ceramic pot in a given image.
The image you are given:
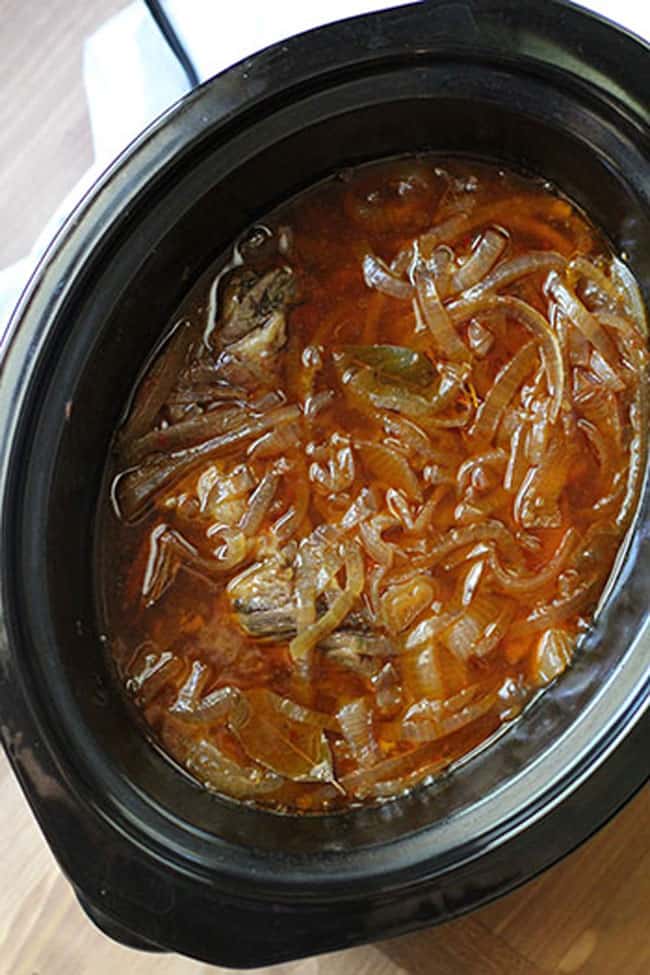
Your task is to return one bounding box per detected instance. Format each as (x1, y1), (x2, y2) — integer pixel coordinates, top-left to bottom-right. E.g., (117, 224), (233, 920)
(0, 0), (648, 967)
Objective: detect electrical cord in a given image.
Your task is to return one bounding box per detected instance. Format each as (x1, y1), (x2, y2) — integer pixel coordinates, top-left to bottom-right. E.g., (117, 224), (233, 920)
(143, 0), (201, 89)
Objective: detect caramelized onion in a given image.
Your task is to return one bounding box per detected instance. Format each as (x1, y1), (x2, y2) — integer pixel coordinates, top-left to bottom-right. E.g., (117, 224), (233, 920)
(456, 295), (564, 423)
(546, 271), (618, 365)
(412, 520), (524, 570)
(381, 575), (435, 634)
(452, 251), (565, 306)
(359, 514), (398, 568)
(531, 629), (574, 686)
(239, 467), (282, 536)
(363, 252), (413, 300)
(338, 698), (380, 768)
(488, 528), (576, 594)
(186, 739), (283, 799)
(514, 577), (600, 634)
(341, 742), (448, 799)
(391, 685), (500, 742)
(413, 265), (469, 361)
(448, 228), (508, 295)
(117, 403), (300, 521)
(120, 319), (196, 444)
(357, 441), (423, 501)
(289, 542), (365, 659)
(610, 257), (648, 335)
(470, 342), (538, 442)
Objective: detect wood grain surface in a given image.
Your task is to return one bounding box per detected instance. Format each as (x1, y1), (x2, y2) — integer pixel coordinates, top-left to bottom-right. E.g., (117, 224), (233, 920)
(0, 2), (648, 973)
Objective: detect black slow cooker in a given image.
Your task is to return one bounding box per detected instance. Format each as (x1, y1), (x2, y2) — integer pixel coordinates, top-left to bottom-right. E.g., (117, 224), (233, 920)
(0, 0), (648, 966)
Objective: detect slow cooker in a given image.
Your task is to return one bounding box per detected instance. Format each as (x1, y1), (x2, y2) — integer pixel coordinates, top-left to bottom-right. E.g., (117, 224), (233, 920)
(0, 0), (648, 966)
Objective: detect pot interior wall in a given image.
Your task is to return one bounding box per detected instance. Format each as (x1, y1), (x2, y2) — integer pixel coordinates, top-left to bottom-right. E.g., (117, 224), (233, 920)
(16, 72), (649, 856)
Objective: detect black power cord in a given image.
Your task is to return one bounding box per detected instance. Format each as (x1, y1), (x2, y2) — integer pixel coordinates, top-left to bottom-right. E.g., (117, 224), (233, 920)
(143, 0), (201, 89)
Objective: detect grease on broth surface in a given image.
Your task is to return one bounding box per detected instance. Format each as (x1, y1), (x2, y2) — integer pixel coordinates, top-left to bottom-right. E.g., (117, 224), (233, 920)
(100, 158), (648, 811)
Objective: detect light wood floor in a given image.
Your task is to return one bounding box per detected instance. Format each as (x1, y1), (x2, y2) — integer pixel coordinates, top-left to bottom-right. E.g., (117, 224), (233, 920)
(1, 2), (648, 973)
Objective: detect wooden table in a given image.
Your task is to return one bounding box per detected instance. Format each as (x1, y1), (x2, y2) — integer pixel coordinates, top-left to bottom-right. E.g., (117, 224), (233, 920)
(1, 2), (648, 973)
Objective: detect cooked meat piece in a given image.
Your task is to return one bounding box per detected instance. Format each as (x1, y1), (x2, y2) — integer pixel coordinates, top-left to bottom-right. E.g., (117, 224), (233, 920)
(217, 267), (298, 347)
(207, 267), (299, 388)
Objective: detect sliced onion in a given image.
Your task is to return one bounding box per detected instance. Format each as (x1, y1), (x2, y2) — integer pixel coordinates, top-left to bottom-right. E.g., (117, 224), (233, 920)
(404, 612), (461, 651)
(321, 630), (396, 657)
(120, 319), (196, 444)
(467, 320), (494, 358)
(124, 403), (245, 466)
(383, 414), (432, 460)
(117, 403), (301, 522)
(413, 266), (470, 361)
(400, 646), (445, 700)
(304, 389), (335, 418)
(616, 386), (646, 529)
(357, 441), (423, 501)
(186, 739), (283, 799)
(448, 228), (508, 295)
(450, 251), (566, 308)
(531, 629), (574, 686)
(567, 256), (623, 310)
(513, 576), (599, 634)
(239, 466), (282, 536)
(293, 541), (318, 635)
(504, 424), (529, 493)
(359, 514), (398, 567)
(173, 684), (242, 724)
(443, 594), (510, 660)
(338, 698), (381, 768)
(272, 473), (310, 542)
(514, 437), (570, 530)
(393, 687), (500, 742)
(470, 342), (538, 442)
(412, 519), (524, 570)
(289, 541), (365, 659)
(207, 525), (250, 570)
(546, 271), (618, 365)
(412, 486), (448, 533)
(610, 257), (648, 335)
(142, 524), (247, 606)
(372, 662), (403, 713)
(340, 487), (378, 530)
(454, 487), (510, 525)
(362, 252), (412, 300)
(418, 211), (475, 251)
(488, 527), (576, 594)
(125, 646), (183, 705)
(456, 449), (507, 496)
(381, 575), (435, 634)
(497, 298), (565, 421)
(578, 418), (614, 474)
(384, 492), (413, 533)
(341, 741), (449, 799)
(423, 245), (455, 298)
(171, 660), (210, 713)
(248, 422), (301, 459)
(460, 560), (485, 606)
(450, 295), (564, 423)
(589, 350), (626, 392)
(254, 688), (340, 733)
(568, 323), (591, 366)
(293, 526), (343, 635)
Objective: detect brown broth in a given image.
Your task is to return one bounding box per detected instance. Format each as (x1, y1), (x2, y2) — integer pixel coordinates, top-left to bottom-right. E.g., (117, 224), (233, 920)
(100, 157), (648, 812)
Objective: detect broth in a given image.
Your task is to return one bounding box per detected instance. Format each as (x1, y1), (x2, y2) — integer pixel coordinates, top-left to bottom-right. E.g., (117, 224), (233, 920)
(100, 158), (648, 812)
